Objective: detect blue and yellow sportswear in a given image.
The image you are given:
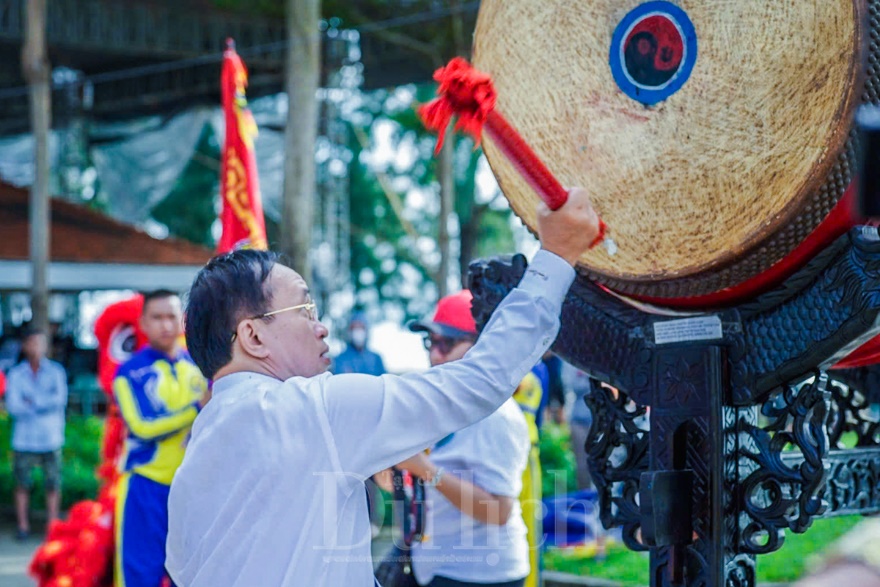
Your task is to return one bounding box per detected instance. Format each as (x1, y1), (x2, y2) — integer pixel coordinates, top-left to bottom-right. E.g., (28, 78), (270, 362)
(113, 347), (208, 486)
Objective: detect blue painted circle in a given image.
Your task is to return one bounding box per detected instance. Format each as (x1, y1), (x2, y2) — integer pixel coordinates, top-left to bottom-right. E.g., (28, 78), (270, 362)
(609, 1), (698, 106)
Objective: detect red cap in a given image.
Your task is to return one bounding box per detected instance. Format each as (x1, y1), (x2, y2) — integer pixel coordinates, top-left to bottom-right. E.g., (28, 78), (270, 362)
(409, 290), (477, 338)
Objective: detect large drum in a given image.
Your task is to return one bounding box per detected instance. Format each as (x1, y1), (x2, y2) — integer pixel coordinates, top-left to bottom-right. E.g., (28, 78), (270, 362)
(473, 0), (875, 307)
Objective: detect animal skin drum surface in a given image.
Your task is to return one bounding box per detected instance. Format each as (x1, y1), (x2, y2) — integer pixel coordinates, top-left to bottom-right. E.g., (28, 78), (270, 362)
(473, 0), (867, 300)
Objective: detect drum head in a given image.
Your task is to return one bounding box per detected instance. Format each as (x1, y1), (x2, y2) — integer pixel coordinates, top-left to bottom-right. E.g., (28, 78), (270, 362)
(473, 0), (864, 298)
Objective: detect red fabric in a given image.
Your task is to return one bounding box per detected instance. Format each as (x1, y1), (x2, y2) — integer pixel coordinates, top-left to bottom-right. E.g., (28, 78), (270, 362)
(432, 290), (478, 335)
(93, 295), (146, 398)
(835, 336), (880, 369)
(418, 57), (497, 154)
(97, 407), (125, 486)
(218, 39), (268, 253)
(0, 370), (5, 399)
(92, 294), (146, 487)
(420, 57), (609, 250)
(419, 58), (572, 211)
(29, 496), (115, 587)
(591, 219), (608, 249)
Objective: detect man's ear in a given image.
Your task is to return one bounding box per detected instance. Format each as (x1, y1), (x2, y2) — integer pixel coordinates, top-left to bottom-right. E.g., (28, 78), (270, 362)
(235, 319), (270, 359)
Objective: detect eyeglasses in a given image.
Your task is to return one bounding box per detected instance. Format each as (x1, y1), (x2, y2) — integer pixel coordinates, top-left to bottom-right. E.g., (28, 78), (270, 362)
(423, 335), (471, 355)
(231, 300), (319, 342)
(257, 301), (319, 321)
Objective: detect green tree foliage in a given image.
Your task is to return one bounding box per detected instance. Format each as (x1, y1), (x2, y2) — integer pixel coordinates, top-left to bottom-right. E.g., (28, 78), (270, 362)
(388, 85), (516, 283)
(453, 139), (516, 283)
(212, 0), (473, 60)
(150, 123), (220, 248)
(347, 105), (437, 320)
(347, 84), (517, 318)
(538, 423), (578, 496)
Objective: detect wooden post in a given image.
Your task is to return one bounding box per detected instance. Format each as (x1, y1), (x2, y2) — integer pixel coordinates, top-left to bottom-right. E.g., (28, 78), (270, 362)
(22, 0), (51, 335)
(437, 131), (454, 297)
(280, 0), (321, 280)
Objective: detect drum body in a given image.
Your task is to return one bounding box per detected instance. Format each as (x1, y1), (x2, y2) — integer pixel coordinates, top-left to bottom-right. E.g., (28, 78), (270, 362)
(473, 0), (874, 306)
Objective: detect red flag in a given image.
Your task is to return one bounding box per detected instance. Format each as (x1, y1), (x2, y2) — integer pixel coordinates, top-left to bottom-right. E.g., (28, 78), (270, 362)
(218, 38), (268, 253)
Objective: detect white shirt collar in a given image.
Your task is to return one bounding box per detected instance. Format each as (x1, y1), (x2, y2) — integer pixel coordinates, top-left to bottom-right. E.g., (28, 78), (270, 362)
(211, 371), (278, 395)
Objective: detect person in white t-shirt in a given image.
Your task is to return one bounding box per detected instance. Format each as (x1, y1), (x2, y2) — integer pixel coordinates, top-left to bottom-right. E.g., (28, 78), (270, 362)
(401, 290), (530, 587)
(165, 188), (601, 586)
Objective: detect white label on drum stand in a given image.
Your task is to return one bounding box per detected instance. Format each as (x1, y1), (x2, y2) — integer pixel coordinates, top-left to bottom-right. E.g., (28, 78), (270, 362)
(858, 226), (880, 241)
(654, 316), (723, 344)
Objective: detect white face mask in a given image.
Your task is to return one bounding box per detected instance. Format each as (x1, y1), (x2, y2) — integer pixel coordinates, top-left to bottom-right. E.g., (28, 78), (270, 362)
(350, 327), (367, 349)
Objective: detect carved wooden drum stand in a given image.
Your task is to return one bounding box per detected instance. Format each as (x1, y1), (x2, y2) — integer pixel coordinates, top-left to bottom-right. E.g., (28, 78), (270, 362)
(471, 230), (880, 587)
(468, 1), (880, 585)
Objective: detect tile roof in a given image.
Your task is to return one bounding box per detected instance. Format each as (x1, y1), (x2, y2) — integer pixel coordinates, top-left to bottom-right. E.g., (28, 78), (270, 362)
(0, 182), (214, 265)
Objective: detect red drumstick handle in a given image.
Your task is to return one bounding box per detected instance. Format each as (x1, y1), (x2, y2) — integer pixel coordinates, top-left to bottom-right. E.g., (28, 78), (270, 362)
(484, 111), (568, 210)
(418, 57), (609, 249)
(485, 110), (607, 246)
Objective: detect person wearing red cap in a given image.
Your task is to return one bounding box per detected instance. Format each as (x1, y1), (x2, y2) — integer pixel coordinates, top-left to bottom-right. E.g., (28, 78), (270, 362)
(402, 290), (532, 587)
(167, 188), (601, 587)
(409, 290), (478, 351)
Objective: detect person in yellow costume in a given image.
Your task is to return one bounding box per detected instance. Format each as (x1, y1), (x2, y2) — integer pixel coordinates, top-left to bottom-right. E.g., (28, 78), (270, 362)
(513, 371), (544, 587)
(113, 289), (209, 587)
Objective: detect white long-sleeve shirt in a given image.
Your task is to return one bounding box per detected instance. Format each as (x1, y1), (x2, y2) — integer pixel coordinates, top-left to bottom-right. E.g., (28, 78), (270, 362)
(166, 250), (574, 587)
(412, 398), (531, 585)
(5, 359), (68, 452)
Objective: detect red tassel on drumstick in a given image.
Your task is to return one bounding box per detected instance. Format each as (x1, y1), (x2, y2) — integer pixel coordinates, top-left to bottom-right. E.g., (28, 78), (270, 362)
(418, 57), (615, 253)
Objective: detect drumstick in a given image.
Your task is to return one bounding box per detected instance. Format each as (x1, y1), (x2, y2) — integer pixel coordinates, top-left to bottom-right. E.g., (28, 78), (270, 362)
(419, 57), (614, 253)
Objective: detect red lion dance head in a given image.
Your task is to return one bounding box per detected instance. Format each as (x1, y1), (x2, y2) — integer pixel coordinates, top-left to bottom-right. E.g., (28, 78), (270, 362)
(92, 294), (147, 484)
(94, 295), (148, 400)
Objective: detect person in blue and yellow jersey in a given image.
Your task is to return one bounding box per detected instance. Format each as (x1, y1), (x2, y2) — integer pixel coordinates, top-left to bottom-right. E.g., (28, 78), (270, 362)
(513, 369), (544, 587)
(114, 289), (209, 587)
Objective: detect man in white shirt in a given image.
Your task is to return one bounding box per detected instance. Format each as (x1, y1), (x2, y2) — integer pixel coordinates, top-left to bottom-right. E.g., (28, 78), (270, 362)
(403, 289), (531, 587)
(166, 188), (601, 586)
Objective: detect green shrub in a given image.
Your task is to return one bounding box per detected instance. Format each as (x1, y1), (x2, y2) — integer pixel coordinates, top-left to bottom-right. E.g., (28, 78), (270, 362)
(0, 412), (103, 510)
(543, 515), (864, 585)
(538, 422), (578, 497)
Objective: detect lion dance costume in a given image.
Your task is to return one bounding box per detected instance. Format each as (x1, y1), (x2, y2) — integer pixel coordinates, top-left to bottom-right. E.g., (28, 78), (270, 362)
(30, 295), (147, 587)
